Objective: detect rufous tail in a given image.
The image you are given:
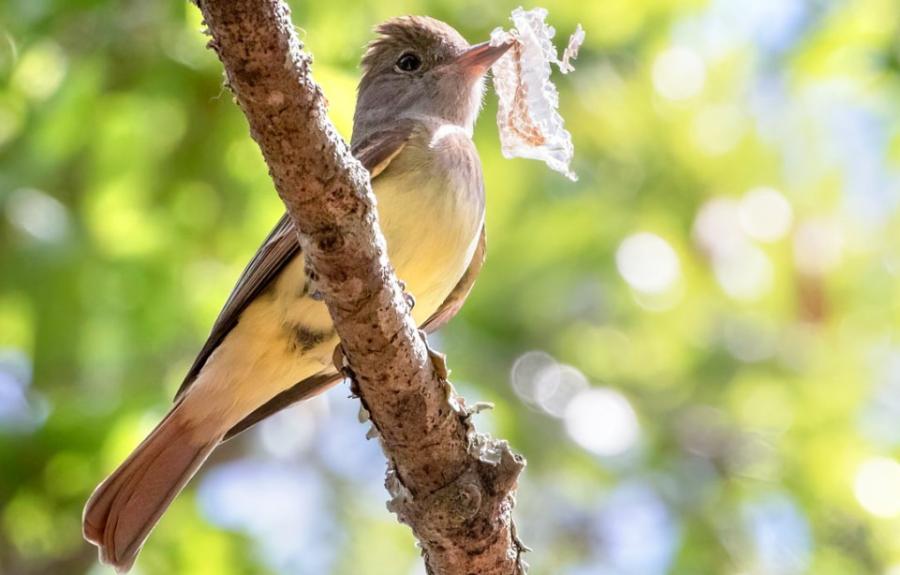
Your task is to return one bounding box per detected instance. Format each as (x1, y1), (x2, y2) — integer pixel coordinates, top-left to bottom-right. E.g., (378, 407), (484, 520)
(82, 402), (220, 573)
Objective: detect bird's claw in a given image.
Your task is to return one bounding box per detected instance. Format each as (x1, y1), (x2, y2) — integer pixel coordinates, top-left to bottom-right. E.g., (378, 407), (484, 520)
(333, 345), (361, 397)
(305, 267), (324, 300)
(419, 329), (449, 380)
(397, 279), (415, 311)
(332, 343), (357, 396)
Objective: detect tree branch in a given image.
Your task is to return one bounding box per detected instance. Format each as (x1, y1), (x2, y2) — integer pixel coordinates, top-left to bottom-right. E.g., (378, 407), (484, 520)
(193, 1), (527, 573)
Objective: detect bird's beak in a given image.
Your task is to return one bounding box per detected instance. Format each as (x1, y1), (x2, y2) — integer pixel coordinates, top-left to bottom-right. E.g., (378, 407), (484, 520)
(454, 40), (514, 77)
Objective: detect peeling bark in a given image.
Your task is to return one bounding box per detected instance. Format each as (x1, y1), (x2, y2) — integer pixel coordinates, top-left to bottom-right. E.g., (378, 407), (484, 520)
(193, 1), (527, 573)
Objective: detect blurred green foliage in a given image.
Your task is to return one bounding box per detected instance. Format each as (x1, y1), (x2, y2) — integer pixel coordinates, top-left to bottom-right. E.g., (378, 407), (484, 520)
(2, 0), (900, 574)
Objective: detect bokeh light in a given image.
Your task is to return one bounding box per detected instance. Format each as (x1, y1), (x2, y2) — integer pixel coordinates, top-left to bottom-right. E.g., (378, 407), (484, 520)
(510, 350), (589, 417)
(5, 188), (69, 244)
(10, 40), (67, 101)
(713, 243), (773, 301)
(693, 197), (745, 258)
(739, 187), (793, 243)
(615, 232), (681, 295)
(793, 218), (844, 276)
(742, 494), (812, 575)
(564, 388), (640, 457)
(652, 46), (706, 101)
(854, 457), (900, 518)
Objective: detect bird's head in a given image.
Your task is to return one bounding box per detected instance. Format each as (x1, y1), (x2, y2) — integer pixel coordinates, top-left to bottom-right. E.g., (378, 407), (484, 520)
(352, 16), (511, 142)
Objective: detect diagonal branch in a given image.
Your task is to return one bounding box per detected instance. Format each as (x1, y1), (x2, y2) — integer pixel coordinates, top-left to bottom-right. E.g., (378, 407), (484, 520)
(193, 1), (527, 573)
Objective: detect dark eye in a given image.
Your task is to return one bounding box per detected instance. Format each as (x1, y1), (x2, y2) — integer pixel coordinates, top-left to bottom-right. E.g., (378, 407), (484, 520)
(395, 52), (422, 73)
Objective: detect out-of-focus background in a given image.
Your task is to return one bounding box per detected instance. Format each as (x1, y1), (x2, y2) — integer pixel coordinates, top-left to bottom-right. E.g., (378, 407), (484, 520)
(2, 0), (900, 573)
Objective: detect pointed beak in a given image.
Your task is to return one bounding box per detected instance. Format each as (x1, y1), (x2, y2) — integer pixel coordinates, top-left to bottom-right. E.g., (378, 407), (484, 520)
(454, 40), (513, 77)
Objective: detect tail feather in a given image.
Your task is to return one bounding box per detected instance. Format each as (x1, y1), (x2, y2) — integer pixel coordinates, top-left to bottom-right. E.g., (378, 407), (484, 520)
(83, 404), (220, 573)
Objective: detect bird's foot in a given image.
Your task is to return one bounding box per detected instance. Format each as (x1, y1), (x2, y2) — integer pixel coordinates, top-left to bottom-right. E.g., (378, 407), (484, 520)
(397, 279), (415, 311)
(305, 267), (324, 301)
(419, 329), (449, 380)
(332, 343), (361, 398)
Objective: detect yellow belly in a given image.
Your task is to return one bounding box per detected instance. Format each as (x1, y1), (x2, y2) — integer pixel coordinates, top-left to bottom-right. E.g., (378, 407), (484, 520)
(376, 171), (483, 324)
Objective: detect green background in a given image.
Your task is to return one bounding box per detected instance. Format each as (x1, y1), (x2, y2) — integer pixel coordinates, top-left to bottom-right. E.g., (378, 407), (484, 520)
(2, 0), (900, 574)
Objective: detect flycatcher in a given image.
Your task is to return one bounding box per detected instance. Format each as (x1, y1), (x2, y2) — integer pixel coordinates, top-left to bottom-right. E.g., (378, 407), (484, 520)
(83, 16), (511, 572)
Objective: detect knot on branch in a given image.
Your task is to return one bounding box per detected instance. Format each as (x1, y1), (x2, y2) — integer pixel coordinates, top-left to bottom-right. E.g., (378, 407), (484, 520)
(315, 223), (345, 253)
(387, 468), (484, 528)
(466, 435), (525, 494)
(385, 430), (524, 529)
(457, 397), (526, 493)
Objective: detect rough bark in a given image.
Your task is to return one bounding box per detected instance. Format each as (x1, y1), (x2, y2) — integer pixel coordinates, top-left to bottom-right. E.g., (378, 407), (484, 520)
(193, 1), (527, 573)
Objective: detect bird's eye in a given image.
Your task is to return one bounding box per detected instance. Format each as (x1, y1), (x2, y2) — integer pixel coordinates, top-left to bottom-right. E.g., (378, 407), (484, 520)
(395, 52), (422, 73)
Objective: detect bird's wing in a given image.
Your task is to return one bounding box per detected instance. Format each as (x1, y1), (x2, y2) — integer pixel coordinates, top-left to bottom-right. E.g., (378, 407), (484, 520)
(175, 124), (414, 400)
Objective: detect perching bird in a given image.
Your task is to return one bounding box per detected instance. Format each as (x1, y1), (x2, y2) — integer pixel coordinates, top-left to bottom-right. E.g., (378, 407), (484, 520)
(82, 16), (511, 572)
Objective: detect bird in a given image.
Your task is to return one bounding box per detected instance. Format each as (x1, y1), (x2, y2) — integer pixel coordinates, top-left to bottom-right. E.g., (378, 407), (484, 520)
(82, 15), (511, 572)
